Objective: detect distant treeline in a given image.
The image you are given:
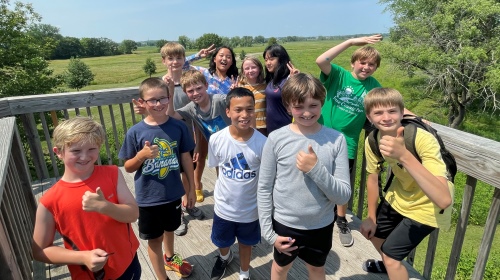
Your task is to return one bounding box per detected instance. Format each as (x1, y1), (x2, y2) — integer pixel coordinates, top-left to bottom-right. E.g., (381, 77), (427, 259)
(33, 22), (388, 60)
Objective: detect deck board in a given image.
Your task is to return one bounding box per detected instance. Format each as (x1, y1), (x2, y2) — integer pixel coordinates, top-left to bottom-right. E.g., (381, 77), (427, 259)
(34, 163), (425, 279)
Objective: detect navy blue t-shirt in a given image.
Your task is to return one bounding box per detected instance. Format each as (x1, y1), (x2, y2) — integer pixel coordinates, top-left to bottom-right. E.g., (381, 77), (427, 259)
(119, 118), (195, 206)
(265, 78), (292, 134)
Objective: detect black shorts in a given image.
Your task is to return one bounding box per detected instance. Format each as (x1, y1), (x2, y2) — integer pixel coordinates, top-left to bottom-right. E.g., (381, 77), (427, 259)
(375, 200), (436, 261)
(138, 199), (182, 240)
(272, 219), (333, 267)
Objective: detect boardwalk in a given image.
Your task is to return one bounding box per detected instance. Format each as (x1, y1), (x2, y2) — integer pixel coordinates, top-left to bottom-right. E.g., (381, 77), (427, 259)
(35, 164), (424, 280)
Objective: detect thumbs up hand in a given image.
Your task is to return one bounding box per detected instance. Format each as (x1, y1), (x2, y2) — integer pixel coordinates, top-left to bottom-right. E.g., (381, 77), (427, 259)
(82, 187), (107, 213)
(379, 126), (406, 160)
(139, 140), (159, 160)
(296, 145), (318, 173)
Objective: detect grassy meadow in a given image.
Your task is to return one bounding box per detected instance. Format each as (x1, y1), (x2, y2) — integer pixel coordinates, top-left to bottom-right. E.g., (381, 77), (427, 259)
(47, 40), (500, 279)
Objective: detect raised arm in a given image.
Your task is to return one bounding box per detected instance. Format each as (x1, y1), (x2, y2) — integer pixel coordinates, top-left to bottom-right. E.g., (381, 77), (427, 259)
(316, 34), (383, 76)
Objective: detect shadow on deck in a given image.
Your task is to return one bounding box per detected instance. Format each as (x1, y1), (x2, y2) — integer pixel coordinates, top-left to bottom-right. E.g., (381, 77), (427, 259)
(34, 164), (424, 280)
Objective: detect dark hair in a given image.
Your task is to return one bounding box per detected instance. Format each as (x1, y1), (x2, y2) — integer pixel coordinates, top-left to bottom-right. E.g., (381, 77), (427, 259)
(263, 44), (291, 86)
(209, 46), (239, 79)
(225, 87), (255, 109)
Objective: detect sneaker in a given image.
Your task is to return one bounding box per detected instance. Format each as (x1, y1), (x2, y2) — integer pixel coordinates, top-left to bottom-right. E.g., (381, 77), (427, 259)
(196, 189), (204, 202)
(174, 214), (187, 236)
(337, 219), (354, 247)
(211, 251), (233, 280)
(164, 254), (193, 277)
(183, 205), (205, 220)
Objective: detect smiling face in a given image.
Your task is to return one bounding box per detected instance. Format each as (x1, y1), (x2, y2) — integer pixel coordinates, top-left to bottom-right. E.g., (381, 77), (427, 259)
(242, 60), (261, 84)
(213, 48), (233, 76)
(141, 87), (169, 117)
(184, 81), (209, 106)
(163, 54), (185, 72)
(289, 96), (322, 129)
(264, 51), (279, 73)
(351, 58), (378, 80)
(226, 96), (255, 131)
(366, 104), (403, 135)
(54, 141), (99, 181)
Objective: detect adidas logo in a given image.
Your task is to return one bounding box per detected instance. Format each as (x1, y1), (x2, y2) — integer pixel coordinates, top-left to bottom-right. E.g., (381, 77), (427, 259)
(221, 152), (257, 180)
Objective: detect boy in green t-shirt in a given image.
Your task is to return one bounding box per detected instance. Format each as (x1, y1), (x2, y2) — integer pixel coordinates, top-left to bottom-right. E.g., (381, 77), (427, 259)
(315, 34), (383, 247)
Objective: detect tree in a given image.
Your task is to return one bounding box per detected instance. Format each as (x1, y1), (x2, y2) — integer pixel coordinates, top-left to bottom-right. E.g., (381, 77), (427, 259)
(381, 0), (500, 128)
(120, 39), (137, 54)
(156, 39), (168, 51)
(267, 37), (278, 46)
(178, 35), (193, 50)
(230, 36), (241, 48)
(239, 50), (247, 61)
(64, 57), (94, 91)
(254, 35), (265, 44)
(195, 33), (222, 50)
(241, 36), (253, 47)
(0, 0), (62, 96)
(53, 36), (84, 59)
(143, 58), (157, 78)
(27, 23), (62, 59)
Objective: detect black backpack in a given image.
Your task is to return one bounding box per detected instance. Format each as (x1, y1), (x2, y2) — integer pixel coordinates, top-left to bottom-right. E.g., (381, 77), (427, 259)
(367, 114), (457, 199)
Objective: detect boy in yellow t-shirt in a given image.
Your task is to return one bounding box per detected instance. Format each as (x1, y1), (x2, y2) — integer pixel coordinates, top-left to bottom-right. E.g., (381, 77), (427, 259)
(360, 88), (453, 280)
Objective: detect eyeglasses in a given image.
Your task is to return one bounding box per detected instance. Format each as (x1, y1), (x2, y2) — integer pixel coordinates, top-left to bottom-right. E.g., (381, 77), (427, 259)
(144, 97), (169, 106)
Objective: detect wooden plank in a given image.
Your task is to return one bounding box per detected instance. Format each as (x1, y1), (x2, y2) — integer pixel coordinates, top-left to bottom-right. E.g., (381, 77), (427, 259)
(434, 123), (500, 188)
(471, 187), (500, 280)
(39, 112), (59, 178)
(0, 88), (138, 118)
(423, 229), (439, 278)
(19, 113), (50, 180)
(0, 213), (22, 280)
(445, 176), (477, 279)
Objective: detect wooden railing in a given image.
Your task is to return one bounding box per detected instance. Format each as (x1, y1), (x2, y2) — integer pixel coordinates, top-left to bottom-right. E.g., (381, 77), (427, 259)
(0, 88), (499, 279)
(0, 117), (38, 280)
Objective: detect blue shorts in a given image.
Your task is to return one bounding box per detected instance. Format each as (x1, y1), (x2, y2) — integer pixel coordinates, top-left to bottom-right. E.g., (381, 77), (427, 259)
(138, 199), (182, 240)
(211, 213), (261, 248)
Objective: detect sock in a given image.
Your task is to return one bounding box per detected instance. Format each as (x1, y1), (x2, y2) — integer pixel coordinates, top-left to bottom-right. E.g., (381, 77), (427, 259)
(239, 268), (250, 280)
(220, 251), (230, 260)
(165, 255), (173, 262)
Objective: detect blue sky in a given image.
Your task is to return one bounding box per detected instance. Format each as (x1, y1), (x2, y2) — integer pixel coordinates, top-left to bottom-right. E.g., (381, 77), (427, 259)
(22, 0), (394, 42)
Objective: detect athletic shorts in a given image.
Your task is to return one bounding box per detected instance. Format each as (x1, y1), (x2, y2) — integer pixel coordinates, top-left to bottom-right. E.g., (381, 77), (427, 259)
(272, 219), (333, 267)
(211, 213), (261, 248)
(375, 200), (436, 261)
(138, 199), (182, 240)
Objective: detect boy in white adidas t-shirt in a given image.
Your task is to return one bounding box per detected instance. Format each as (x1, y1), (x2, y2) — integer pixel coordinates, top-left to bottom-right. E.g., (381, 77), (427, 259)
(207, 87), (267, 280)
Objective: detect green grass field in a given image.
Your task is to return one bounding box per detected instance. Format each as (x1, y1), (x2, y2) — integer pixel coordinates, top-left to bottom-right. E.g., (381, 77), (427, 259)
(47, 41), (500, 279)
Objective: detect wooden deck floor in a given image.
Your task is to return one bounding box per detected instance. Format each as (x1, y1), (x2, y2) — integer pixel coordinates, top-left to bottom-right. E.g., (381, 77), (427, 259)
(34, 163), (425, 280)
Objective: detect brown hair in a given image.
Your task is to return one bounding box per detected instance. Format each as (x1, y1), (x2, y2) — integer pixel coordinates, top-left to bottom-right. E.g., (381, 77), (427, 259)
(180, 70), (208, 91)
(160, 42), (186, 59)
(281, 73), (326, 108)
(138, 77), (169, 99)
(351, 46), (381, 67)
(238, 56), (265, 85)
(364, 87), (404, 114)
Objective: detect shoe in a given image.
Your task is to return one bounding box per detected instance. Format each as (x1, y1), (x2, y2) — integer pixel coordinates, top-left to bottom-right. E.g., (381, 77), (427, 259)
(164, 254), (193, 277)
(174, 213), (187, 236)
(362, 259), (387, 273)
(210, 251), (233, 280)
(196, 189), (204, 202)
(183, 205), (205, 220)
(337, 219), (354, 247)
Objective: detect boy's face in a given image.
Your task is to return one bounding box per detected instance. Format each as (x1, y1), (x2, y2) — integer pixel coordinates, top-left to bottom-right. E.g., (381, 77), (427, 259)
(366, 105), (403, 134)
(214, 48), (233, 74)
(289, 96), (322, 128)
(226, 96), (255, 130)
(162, 54), (185, 72)
(54, 141), (99, 178)
(141, 87), (169, 117)
(351, 58), (378, 80)
(184, 82), (209, 104)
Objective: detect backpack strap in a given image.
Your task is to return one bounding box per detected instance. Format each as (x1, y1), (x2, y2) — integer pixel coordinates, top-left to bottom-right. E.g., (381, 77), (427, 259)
(367, 129), (387, 201)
